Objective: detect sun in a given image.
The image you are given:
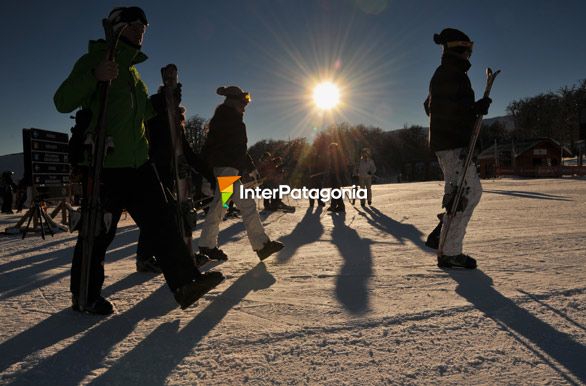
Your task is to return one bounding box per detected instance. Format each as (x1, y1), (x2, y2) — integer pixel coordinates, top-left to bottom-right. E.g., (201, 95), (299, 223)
(313, 81), (340, 110)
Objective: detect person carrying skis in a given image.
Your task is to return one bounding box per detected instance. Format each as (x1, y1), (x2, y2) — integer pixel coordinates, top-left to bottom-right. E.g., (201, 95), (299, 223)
(355, 147), (376, 206)
(135, 90), (216, 273)
(423, 28), (492, 269)
(54, 6), (223, 315)
(198, 86), (284, 261)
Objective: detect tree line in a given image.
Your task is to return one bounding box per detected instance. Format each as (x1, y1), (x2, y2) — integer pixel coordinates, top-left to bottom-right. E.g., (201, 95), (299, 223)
(184, 79), (586, 183)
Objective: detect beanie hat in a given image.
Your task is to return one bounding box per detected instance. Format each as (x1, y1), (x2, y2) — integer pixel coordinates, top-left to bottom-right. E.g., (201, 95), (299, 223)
(217, 86), (251, 104)
(108, 6), (148, 34)
(433, 28), (473, 53)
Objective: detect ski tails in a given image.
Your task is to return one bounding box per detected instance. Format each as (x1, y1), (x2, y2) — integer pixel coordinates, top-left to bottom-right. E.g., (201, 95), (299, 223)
(78, 20), (126, 311)
(437, 68), (501, 257)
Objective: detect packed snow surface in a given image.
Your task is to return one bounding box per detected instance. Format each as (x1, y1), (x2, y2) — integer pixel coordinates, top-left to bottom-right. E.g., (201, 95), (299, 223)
(1, 178), (585, 385)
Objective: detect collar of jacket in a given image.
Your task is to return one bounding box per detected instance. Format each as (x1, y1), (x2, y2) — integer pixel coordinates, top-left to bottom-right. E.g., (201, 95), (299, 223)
(221, 101), (244, 117)
(87, 39), (148, 66)
(441, 52), (471, 73)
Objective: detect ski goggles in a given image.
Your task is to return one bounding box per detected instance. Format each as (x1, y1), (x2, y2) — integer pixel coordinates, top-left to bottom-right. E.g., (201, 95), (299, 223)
(228, 92), (252, 104)
(110, 6), (149, 26)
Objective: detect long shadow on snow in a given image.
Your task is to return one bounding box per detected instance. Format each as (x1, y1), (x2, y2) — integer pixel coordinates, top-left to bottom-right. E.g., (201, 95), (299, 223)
(483, 189), (572, 201)
(330, 212), (373, 315)
(0, 225), (137, 273)
(449, 269), (586, 384)
(0, 227), (140, 301)
(0, 273), (153, 375)
(275, 206), (325, 264)
(358, 206), (427, 251)
(89, 263), (276, 386)
(4, 283), (175, 386)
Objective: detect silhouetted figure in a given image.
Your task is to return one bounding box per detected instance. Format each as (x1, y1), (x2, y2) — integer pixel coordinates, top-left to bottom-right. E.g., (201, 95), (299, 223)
(198, 86), (284, 262)
(423, 28), (492, 269)
(54, 6), (222, 314)
(325, 143), (350, 213)
(1, 171), (16, 214)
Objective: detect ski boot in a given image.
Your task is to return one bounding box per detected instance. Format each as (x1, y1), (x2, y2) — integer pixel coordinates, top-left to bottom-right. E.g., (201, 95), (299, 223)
(256, 239), (284, 261)
(199, 246), (229, 261)
(437, 254), (477, 269)
(136, 256), (162, 274)
(174, 271), (225, 310)
(425, 213), (444, 250)
(72, 295), (114, 315)
(194, 252), (212, 267)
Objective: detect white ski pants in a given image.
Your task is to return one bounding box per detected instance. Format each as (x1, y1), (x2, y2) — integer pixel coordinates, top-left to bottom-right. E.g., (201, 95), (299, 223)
(199, 167), (269, 251)
(436, 148), (482, 256)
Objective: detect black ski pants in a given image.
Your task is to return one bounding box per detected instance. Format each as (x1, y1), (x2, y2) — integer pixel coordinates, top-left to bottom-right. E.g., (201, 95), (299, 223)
(70, 163), (196, 302)
(136, 163), (173, 263)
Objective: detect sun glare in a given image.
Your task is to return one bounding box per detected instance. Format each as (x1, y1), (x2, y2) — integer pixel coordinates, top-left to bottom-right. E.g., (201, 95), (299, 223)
(313, 82), (340, 110)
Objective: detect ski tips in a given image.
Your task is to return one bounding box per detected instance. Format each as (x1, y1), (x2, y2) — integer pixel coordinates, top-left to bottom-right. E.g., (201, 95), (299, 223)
(161, 64), (178, 84)
(485, 67), (501, 78)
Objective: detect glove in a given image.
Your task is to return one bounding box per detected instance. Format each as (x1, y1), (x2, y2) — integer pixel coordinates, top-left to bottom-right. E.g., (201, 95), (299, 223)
(473, 97), (492, 115)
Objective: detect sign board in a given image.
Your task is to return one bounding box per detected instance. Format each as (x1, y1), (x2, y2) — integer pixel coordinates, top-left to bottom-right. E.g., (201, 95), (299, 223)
(23, 128), (70, 194)
(533, 148), (547, 156)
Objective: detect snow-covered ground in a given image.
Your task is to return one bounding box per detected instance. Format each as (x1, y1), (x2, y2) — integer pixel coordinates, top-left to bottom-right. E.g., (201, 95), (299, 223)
(1, 178), (585, 385)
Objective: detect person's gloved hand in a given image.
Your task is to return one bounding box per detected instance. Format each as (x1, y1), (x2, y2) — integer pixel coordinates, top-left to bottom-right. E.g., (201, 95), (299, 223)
(474, 97), (492, 115)
(94, 60), (118, 82)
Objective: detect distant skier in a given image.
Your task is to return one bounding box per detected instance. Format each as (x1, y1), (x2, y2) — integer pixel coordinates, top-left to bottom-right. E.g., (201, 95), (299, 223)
(423, 28), (492, 269)
(307, 149), (326, 208)
(135, 89), (216, 273)
(54, 6), (223, 314)
(1, 171), (16, 214)
(198, 86), (284, 261)
(258, 152), (294, 212)
(325, 142), (350, 213)
(354, 148), (376, 206)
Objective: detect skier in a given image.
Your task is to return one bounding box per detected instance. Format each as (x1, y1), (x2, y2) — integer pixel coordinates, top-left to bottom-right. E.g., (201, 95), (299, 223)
(325, 142), (350, 213)
(198, 86), (284, 261)
(1, 171), (16, 214)
(258, 152), (277, 211)
(54, 6), (223, 314)
(135, 89), (216, 273)
(423, 28), (492, 269)
(306, 149), (326, 208)
(258, 152), (294, 212)
(355, 148), (376, 206)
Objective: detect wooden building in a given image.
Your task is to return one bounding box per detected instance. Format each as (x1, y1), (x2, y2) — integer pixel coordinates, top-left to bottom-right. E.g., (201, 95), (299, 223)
(477, 138), (579, 178)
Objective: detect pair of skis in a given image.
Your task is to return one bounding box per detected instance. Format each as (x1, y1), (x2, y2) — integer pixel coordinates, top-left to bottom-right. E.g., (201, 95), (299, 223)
(436, 68), (500, 257)
(77, 19), (125, 311)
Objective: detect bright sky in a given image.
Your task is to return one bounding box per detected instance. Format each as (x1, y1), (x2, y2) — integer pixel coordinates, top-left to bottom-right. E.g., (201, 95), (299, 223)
(1, 0), (585, 155)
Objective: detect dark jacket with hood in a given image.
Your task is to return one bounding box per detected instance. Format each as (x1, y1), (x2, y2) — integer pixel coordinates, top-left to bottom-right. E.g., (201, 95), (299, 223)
(425, 53), (478, 152)
(202, 104), (255, 174)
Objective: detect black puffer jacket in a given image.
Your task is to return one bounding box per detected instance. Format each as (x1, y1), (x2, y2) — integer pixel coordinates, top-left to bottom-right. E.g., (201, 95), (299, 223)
(202, 104), (255, 173)
(424, 53), (478, 152)
(145, 101), (214, 187)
